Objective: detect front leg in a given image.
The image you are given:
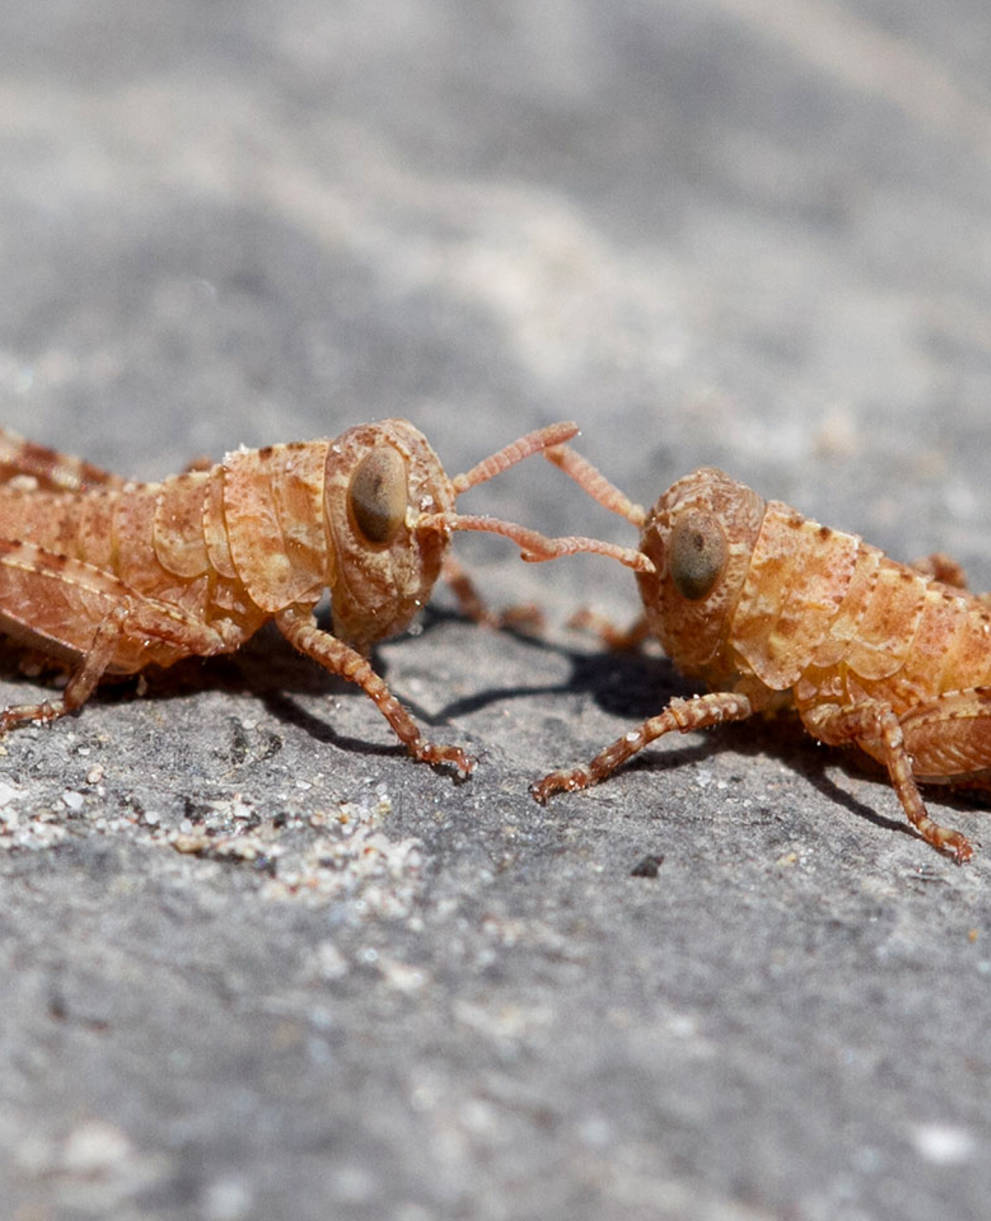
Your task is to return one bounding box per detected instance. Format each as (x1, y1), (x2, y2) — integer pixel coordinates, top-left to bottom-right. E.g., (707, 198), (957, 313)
(532, 690), (754, 802)
(276, 605), (474, 777)
(440, 554), (544, 634)
(566, 608), (650, 652)
(800, 700), (972, 862)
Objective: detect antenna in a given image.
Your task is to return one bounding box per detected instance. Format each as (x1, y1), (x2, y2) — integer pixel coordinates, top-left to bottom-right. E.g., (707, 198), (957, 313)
(420, 420), (655, 574)
(543, 445), (646, 528)
(451, 421), (578, 494)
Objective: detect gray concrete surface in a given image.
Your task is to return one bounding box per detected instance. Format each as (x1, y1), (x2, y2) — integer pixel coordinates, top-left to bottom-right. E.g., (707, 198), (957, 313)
(2, 2), (991, 1218)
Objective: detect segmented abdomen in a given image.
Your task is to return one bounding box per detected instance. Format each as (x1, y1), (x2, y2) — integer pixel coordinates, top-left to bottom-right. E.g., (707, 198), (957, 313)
(0, 434), (333, 605)
(727, 501), (991, 710)
(0, 474), (214, 611)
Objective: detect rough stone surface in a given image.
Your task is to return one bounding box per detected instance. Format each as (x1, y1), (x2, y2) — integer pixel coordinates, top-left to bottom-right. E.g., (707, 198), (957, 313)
(1, 3), (990, 1219)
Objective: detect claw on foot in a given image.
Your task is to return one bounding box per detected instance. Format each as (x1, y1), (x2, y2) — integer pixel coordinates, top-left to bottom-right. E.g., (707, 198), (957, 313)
(416, 741), (476, 779)
(941, 831), (973, 865)
(531, 767), (590, 804)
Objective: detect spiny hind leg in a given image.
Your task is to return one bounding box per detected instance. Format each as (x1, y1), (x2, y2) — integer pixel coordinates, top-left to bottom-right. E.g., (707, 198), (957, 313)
(900, 686), (991, 800)
(532, 691), (754, 803)
(802, 701), (972, 862)
(0, 541), (230, 735)
(276, 606), (475, 777)
(0, 607), (129, 733)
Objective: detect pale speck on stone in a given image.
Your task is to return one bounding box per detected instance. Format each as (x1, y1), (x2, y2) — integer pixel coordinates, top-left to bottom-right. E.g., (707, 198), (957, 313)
(909, 1122), (976, 1165)
(376, 954), (428, 993)
(577, 1114), (613, 1148)
(61, 1119), (132, 1174)
(230, 797), (254, 822)
(201, 1174), (255, 1221)
(313, 941), (349, 980)
(0, 780), (25, 807)
(332, 1163), (375, 1205)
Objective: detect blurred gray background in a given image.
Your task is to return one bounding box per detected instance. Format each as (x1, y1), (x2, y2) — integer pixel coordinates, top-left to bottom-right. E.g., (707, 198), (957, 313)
(1, 3), (990, 1218)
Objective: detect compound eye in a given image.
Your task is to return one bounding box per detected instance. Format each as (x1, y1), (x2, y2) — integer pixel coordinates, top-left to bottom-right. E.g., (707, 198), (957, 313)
(669, 511), (726, 600)
(348, 447), (408, 544)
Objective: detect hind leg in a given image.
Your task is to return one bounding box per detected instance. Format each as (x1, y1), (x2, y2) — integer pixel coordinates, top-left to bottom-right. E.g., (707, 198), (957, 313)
(801, 699), (973, 862)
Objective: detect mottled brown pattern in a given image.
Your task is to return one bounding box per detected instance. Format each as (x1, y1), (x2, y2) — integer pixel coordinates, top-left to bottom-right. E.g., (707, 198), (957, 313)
(533, 451), (991, 862)
(0, 420), (577, 775)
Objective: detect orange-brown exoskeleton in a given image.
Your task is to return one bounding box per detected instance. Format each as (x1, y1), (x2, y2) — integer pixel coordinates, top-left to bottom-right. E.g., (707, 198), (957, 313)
(526, 447), (991, 862)
(0, 419), (580, 777)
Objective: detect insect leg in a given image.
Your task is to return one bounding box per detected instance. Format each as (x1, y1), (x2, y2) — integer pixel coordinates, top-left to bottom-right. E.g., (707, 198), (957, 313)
(0, 605), (129, 732)
(910, 554), (991, 608)
(275, 606), (474, 777)
(802, 701), (973, 863)
(441, 554), (492, 624)
(532, 690), (754, 803)
(0, 540), (232, 732)
(0, 428), (126, 492)
(911, 553), (969, 588)
(566, 608), (651, 652)
(895, 686), (991, 812)
(440, 554), (544, 634)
